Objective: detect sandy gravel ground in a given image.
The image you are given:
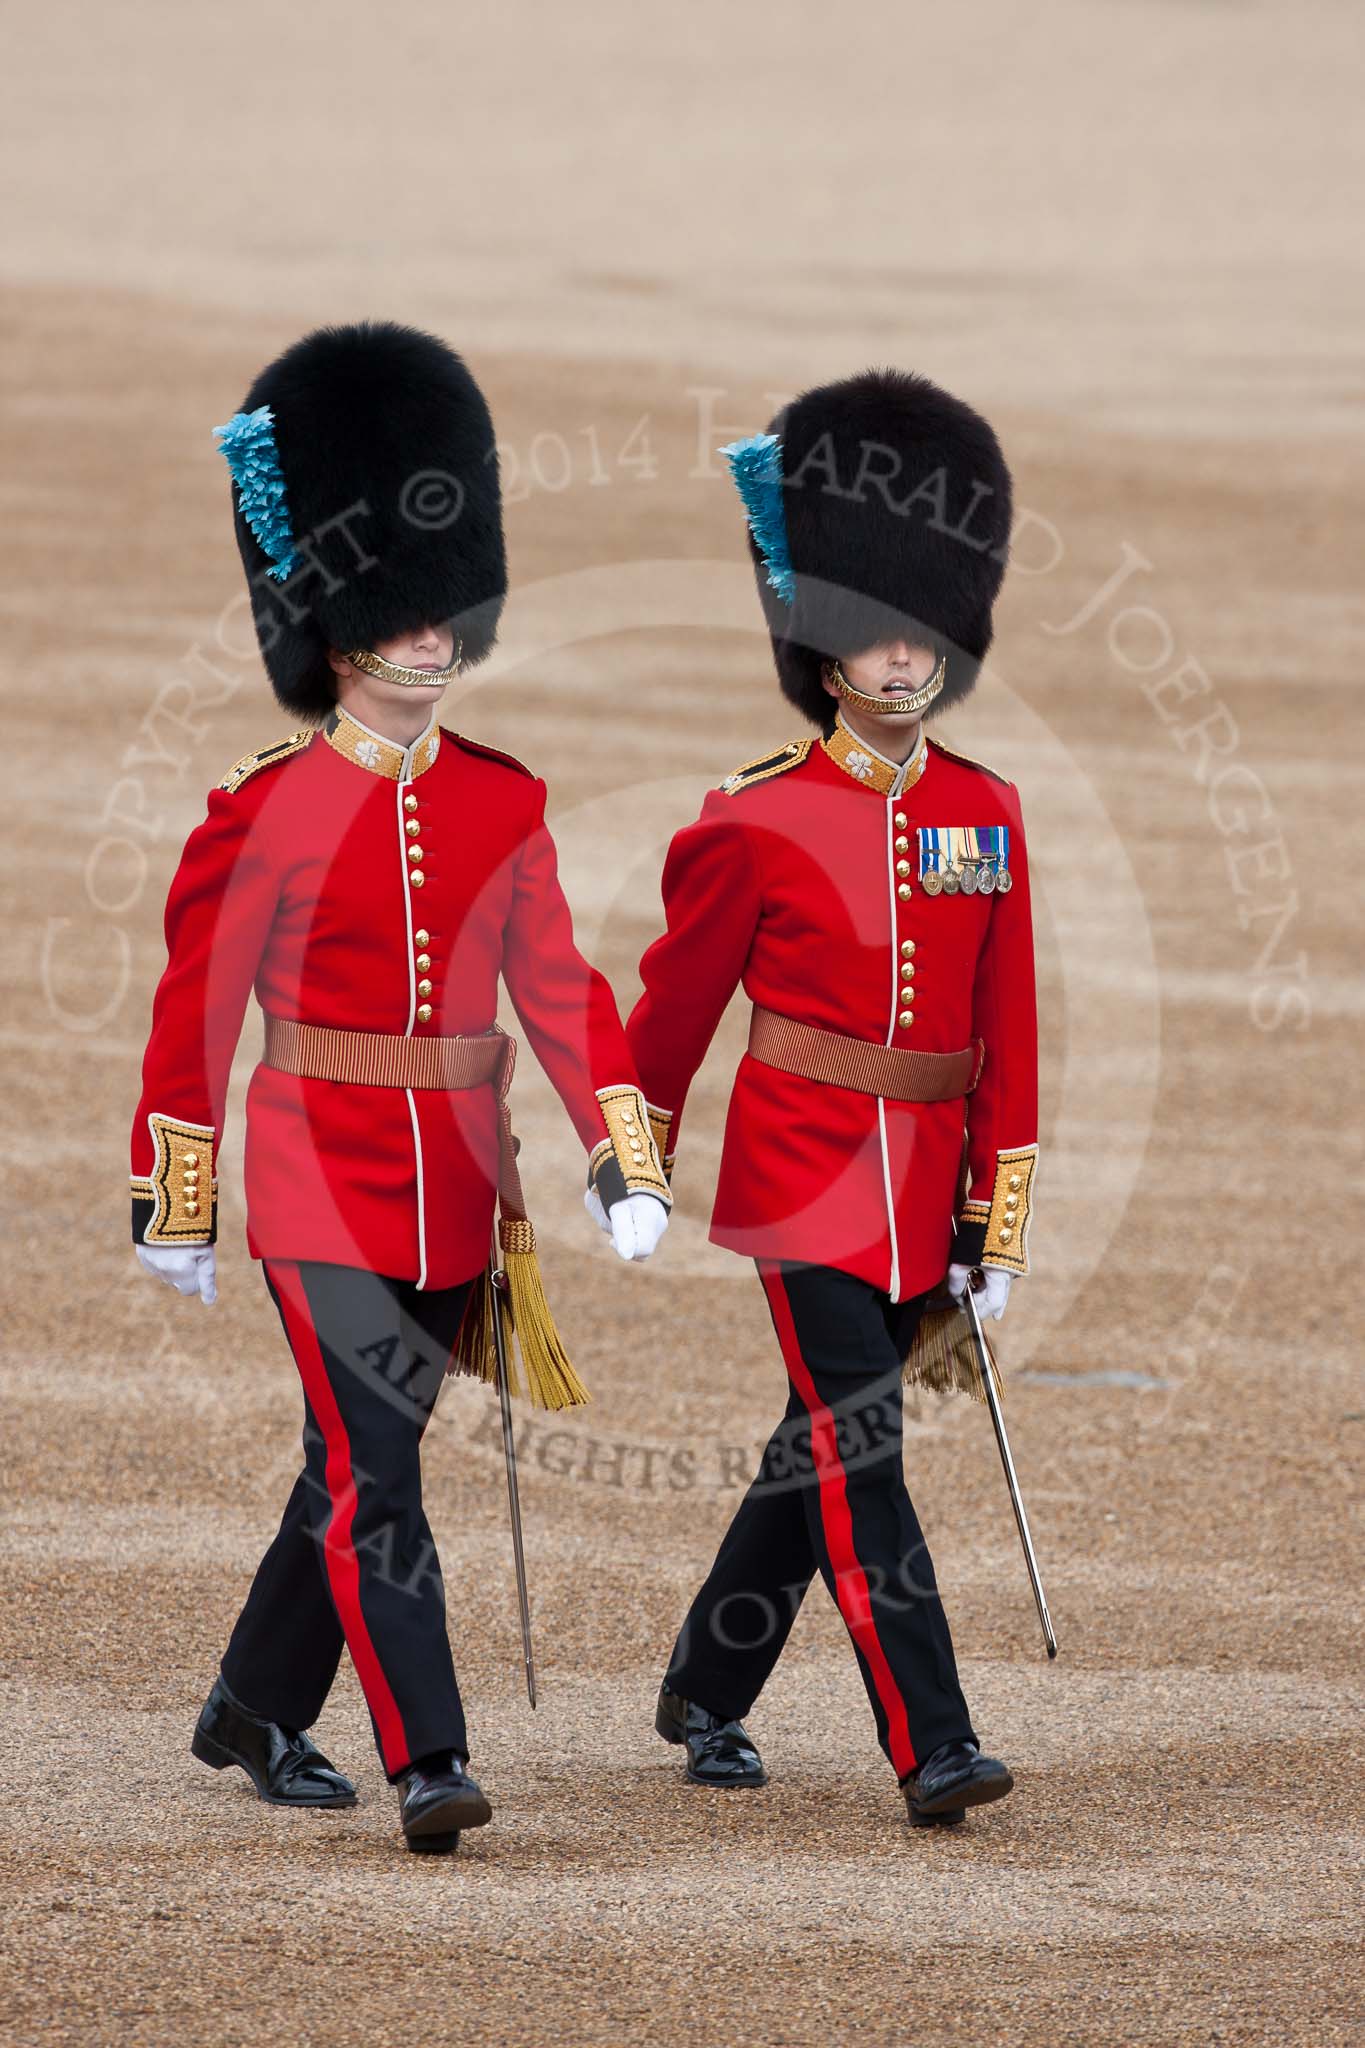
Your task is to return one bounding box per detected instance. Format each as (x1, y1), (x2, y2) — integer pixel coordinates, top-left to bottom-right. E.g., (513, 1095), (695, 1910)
(2, 5), (1362, 2043)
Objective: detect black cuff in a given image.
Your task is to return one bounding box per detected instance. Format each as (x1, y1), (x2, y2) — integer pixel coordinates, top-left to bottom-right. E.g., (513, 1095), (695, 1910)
(131, 1193), (217, 1247)
(589, 1156), (630, 1213)
(949, 1219), (987, 1267)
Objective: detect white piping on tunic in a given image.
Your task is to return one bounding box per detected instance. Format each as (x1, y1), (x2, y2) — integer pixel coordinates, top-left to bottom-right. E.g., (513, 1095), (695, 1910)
(880, 795), (902, 1301)
(397, 775), (419, 1035)
(406, 1088), (428, 1291)
(381, 719), (436, 1289)
(873, 733), (926, 1303)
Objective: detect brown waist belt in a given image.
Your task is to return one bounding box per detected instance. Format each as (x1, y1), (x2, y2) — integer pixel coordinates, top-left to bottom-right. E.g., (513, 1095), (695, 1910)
(747, 1004), (984, 1103)
(262, 1012), (509, 1094)
(261, 1011), (525, 1216)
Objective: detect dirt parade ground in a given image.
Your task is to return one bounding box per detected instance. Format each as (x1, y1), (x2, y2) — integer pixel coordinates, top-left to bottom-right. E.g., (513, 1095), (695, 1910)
(2, 4), (1362, 2044)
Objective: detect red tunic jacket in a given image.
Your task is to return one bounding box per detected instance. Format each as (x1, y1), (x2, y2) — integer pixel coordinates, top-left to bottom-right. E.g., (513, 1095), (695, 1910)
(626, 714), (1039, 1301)
(130, 707), (668, 1289)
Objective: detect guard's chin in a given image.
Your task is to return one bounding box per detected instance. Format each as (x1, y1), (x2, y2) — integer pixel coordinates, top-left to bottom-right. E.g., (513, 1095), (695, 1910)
(378, 677), (448, 702)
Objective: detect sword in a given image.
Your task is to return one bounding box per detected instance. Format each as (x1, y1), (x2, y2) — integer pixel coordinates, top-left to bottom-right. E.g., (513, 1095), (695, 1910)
(490, 1252), (537, 1707)
(961, 1277), (1058, 1660)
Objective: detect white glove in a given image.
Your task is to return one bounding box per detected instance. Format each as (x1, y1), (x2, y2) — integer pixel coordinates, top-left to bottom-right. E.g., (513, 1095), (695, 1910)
(946, 1263), (1011, 1322)
(135, 1243), (218, 1305)
(583, 1187), (669, 1262)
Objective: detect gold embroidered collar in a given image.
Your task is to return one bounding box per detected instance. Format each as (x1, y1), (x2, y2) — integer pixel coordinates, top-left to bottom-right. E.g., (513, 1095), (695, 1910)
(325, 707), (440, 781)
(820, 712), (928, 797)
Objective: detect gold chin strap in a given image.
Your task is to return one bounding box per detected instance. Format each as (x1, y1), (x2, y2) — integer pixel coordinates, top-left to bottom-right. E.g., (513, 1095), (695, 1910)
(346, 643), (464, 688)
(828, 652), (947, 718)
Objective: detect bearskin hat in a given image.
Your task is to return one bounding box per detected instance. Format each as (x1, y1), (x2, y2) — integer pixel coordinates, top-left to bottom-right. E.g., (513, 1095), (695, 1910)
(215, 321), (507, 720)
(730, 368), (1013, 729)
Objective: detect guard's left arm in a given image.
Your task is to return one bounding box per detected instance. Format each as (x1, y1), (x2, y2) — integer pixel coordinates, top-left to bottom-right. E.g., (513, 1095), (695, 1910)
(951, 788), (1039, 1275)
(500, 779), (670, 1213)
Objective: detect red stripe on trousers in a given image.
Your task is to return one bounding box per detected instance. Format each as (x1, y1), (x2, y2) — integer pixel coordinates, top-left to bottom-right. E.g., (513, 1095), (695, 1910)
(267, 1261), (410, 1774)
(761, 1265), (917, 1779)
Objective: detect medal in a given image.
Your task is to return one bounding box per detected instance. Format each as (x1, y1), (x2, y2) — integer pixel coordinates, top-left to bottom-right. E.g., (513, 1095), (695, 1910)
(959, 861), (978, 895)
(977, 863), (996, 895)
(942, 864), (961, 895)
(918, 826), (944, 897)
(986, 825), (1011, 893)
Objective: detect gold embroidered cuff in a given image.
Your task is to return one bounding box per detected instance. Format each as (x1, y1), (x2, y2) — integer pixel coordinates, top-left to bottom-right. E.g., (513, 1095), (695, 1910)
(591, 1085), (672, 1207)
(131, 1114), (216, 1244)
(646, 1102), (675, 1185)
(980, 1144), (1037, 1274)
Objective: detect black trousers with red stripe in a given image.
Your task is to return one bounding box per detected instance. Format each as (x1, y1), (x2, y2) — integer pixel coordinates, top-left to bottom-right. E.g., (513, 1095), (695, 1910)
(666, 1261), (977, 1782)
(219, 1260), (473, 1779)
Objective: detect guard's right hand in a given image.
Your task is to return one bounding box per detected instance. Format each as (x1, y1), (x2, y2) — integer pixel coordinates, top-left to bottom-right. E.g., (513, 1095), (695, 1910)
(584, 1186), (669, 1262)
(947, 1262), (1011, 1322)
(135, 1243), (218, 1305)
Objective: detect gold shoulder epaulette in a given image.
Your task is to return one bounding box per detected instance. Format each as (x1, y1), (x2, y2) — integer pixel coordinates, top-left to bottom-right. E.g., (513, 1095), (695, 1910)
(452, 733), (535, 778)
(926, 736), (1012, 788)
(218, 731), (312, 794)
(719, 738), (813, 795)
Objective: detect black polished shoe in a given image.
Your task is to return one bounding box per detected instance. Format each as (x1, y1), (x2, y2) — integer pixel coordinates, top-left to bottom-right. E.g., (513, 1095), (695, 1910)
(190, 1674), (357, 1808)
(902, 1740), (1013, 1827)
(655, 1683), (767, 1787)
(397, 1757), (493, 1854)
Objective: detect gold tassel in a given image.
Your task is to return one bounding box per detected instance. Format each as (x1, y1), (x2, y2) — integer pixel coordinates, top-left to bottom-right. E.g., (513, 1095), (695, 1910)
(498, 1218), (592, 1411)
(901, 1290), (1004, 1406)
(447, 1265), (498, 1387)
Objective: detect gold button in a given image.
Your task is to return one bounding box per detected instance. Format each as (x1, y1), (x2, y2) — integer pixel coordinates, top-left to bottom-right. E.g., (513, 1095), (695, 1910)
(900, 962), (915, 980)
(406, 819), (421, 837)
(415, 952), (431, 971)
(900, 940), (916, 957)
(184, 1200), (200, 1217)
(414, 928), (430, 946)
(999, 1226), (1013, 1242)
(1009, 1174), (1022, 1190)
(183, 1152), (198, 1168)
(404, 794), (419, 813)
(894, 812), (908, 829)
(898, 1009), (914, 1027)
(409, 871), (425, 888)
(894, 835), (909, 853)
(407, 845), (423, 863)
(183, 1167), (199, 1183)
(895, 859), (911, 878)
(417, 978), (433, 998)
(897, 883), (912, 900)
(416, 1003), (432, 1024)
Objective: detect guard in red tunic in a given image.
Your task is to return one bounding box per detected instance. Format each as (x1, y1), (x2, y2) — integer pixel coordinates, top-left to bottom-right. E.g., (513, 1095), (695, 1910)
(130, 323), (670, 1851)
(631, 370), (1036, 1826)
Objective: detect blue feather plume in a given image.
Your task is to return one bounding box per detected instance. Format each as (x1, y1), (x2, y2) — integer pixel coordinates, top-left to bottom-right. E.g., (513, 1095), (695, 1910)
(212, 406), (299, 582)
(719, 433), (795, 606)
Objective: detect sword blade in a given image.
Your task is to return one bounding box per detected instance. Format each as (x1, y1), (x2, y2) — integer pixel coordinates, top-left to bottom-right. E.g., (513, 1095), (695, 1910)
(962, 1281), (1058, 1659)
(490, 1257), (537, 1708)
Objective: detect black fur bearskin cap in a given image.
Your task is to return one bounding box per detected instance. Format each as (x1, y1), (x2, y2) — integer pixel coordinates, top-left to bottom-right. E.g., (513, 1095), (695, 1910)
(743, 368), (1013, 729)
(219, 320), (507, 720)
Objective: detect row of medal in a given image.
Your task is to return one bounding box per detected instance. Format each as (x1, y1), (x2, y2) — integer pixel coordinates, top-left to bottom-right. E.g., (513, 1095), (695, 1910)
(917, 825), (1013, 897)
